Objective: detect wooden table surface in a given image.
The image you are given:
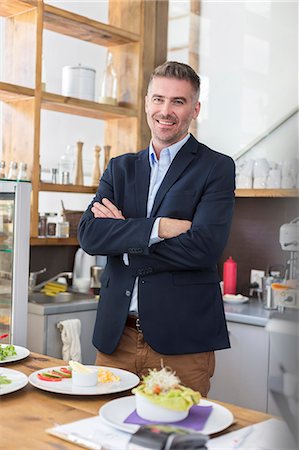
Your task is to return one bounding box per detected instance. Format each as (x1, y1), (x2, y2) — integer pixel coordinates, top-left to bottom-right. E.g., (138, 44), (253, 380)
(0, 352), (273, 449)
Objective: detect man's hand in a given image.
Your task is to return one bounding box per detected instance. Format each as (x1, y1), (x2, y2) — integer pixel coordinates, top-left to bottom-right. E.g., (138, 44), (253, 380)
(91, 198), (125, 219)
(158, 218), (192, 239)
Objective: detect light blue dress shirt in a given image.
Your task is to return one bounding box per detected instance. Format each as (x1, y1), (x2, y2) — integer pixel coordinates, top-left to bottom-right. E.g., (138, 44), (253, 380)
(128, 133), (191, 312)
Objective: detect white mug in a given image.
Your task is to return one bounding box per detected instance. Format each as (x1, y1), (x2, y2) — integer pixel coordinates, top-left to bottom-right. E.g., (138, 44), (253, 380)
(266, 169), (281, 188)
(253, 158), (270, 178)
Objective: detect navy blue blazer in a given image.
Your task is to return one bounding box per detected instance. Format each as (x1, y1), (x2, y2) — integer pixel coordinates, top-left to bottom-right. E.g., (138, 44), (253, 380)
(78, 135), (235, 355)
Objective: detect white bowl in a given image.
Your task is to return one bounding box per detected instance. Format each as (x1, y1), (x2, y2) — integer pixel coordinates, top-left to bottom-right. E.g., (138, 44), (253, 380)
(72, 369), (98, 387)
(135, 392), (188, 423)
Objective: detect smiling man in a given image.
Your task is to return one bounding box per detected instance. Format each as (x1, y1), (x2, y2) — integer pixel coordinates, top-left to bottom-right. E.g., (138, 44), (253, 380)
(78, 61), (235, 396)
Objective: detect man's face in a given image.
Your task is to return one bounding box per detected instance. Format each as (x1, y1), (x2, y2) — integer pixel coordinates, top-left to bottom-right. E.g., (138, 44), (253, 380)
(145, 76), (200, 152)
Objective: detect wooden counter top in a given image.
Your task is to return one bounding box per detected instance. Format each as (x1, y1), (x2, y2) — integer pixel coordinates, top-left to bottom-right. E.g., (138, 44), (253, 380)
(1, 352), (273, 449)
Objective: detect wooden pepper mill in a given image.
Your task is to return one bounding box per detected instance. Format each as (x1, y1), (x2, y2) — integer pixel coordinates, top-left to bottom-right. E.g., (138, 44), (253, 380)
(91, 145), (101, 187)
(74, 141), (84, 185)
(103, 145), (111, 171)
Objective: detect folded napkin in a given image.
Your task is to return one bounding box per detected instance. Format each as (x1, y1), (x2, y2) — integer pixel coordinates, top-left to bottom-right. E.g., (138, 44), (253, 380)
(124, 405), (213, 431)
(57, 319), (82, 362)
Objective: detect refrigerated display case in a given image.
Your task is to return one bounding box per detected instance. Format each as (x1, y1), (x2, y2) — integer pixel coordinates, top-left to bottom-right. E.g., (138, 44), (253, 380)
(0, 181), (31, 345)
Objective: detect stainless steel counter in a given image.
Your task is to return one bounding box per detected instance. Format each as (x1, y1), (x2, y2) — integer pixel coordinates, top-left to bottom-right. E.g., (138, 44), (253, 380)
(224, 298), (274, 327)
(28, 296), (99, 315)
(28, 295), (286, 328)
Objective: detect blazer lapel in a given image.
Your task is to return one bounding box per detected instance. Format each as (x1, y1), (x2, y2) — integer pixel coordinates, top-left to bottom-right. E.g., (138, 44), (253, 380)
(135, 149), (151, 217)
(150, 135), (200, 218)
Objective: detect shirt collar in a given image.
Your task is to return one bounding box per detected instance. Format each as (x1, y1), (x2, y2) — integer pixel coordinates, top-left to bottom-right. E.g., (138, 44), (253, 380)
(149, 133), (191, 168)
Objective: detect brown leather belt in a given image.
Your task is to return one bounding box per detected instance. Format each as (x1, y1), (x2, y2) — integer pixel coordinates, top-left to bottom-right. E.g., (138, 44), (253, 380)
(126, 314), (142, 333)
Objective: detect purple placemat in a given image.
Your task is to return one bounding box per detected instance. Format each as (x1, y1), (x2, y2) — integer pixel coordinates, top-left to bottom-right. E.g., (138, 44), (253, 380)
(124, 404), (213, 431)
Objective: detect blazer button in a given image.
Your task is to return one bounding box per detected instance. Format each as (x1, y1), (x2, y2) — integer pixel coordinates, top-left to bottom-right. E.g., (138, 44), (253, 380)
(125, 290), (131, 297)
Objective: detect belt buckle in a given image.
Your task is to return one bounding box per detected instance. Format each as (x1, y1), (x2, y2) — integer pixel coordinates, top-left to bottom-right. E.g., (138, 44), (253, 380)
(136, 317), (142, 333)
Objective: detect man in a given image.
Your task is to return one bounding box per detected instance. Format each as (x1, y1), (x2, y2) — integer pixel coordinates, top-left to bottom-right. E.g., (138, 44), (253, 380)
(78, 61), (235, 396)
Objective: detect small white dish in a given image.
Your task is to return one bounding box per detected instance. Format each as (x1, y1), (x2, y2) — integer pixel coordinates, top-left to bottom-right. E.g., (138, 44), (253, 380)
(223, 294), (249, 304)
(72, 369), (98, 387)
(135, 392), (188, 423)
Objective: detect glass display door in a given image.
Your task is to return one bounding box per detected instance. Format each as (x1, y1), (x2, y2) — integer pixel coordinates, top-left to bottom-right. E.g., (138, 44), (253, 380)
(0, 181), (31, 345)
(0, 193), (15, 342)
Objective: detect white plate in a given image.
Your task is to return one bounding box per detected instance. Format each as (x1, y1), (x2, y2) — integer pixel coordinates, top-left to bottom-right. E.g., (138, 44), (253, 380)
(0, 345), (30, 364)
(0, 367), (28, 395)
(223, 295), (249, 304)
(99, 396), (234, 435)
(29, 366), (139, 396)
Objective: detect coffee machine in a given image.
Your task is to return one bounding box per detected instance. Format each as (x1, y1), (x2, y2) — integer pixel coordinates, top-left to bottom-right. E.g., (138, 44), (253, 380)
(276, 217), (299, 308)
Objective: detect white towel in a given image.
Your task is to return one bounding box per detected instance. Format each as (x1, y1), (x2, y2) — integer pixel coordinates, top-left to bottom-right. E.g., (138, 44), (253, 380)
(57, 319), (82, 363)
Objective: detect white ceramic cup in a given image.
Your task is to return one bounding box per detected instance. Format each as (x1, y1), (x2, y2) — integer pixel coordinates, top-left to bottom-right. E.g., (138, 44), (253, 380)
(72, 369), (98, 387)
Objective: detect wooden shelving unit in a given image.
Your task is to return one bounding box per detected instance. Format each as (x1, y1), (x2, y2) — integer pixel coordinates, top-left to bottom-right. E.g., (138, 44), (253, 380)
(41, 92), (137, 121)
(0, 82), (35, 102)
(30, 237), (78, 246)
(235, 189), (299, 198)
(43, 4), (140, 46)
(39, 182), (96, 194)
(0, 0), (163, 245)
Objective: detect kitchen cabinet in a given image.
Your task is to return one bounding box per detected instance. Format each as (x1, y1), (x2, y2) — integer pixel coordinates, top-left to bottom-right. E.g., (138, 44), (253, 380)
(209, 321), (270, 412)
(27, 299), (98, 364)
(0, 0), (167, 246)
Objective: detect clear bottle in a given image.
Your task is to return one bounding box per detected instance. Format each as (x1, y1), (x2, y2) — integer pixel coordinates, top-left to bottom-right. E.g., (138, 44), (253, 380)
(38, 213), (47, 237)
(17, 162), (28, 181)
(0, 161), (5, 179)
(99, 51), (118, 105)
(59, 145), (74, 184)
(7, 162), (18, 180)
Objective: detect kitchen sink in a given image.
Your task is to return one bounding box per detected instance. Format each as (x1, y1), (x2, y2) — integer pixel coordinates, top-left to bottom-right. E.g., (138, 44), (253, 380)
(29, 291), (96, 304)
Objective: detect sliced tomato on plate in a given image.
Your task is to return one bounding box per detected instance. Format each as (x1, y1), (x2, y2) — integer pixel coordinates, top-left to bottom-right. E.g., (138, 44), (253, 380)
(37, 372), (62, 382)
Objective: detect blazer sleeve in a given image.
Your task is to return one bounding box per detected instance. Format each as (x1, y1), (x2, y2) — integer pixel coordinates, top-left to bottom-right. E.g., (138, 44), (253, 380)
(128, 156), (235, 274)
(78, 159), (156, 256)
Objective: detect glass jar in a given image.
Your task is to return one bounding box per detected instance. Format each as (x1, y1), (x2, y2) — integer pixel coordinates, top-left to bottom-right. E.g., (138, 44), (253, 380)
(45, 212), (58, 237)
(0, 161), (6, 179)
(57, 220), (70, 238)
(7, 162), (18, 180)
(17, 162), (28, 181)
(59, 145), (74, 184)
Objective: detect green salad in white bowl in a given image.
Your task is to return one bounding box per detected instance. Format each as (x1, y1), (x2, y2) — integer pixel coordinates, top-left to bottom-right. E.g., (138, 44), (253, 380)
(132, 367), (201, 422)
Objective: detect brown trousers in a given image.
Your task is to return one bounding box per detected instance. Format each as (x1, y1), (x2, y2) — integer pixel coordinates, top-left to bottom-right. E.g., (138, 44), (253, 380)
(95, 325), (215, 397)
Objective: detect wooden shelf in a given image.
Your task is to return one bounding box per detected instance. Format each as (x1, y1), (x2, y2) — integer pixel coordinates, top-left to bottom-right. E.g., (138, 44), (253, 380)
(43, 4), (140, 46)
(235, 189), (299, 198)
(41, 91), (137, 120)
(0, 82), (34, 102)
(0, 0), (36, 17)
(39, 182), (97, 194)
(30, 237), (79, 246)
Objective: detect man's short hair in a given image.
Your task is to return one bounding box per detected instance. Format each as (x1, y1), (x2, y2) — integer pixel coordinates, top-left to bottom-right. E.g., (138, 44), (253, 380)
(148, 61), (200, 99)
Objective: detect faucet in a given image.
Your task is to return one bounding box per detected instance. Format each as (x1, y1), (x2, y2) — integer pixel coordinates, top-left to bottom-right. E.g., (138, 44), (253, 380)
(32, 272), (73, 292)
(29, 268), (47, 292)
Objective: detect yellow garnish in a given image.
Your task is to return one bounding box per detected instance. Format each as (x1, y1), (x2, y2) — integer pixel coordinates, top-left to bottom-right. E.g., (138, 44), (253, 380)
(98, 368), (120, 383)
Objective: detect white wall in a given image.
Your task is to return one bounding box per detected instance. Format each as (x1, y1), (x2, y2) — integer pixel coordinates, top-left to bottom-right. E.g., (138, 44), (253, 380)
(168, 0), (298, 164)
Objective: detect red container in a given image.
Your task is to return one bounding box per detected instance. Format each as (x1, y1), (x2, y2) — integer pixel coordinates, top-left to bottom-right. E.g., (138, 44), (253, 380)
(223, 256), (237, 294)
